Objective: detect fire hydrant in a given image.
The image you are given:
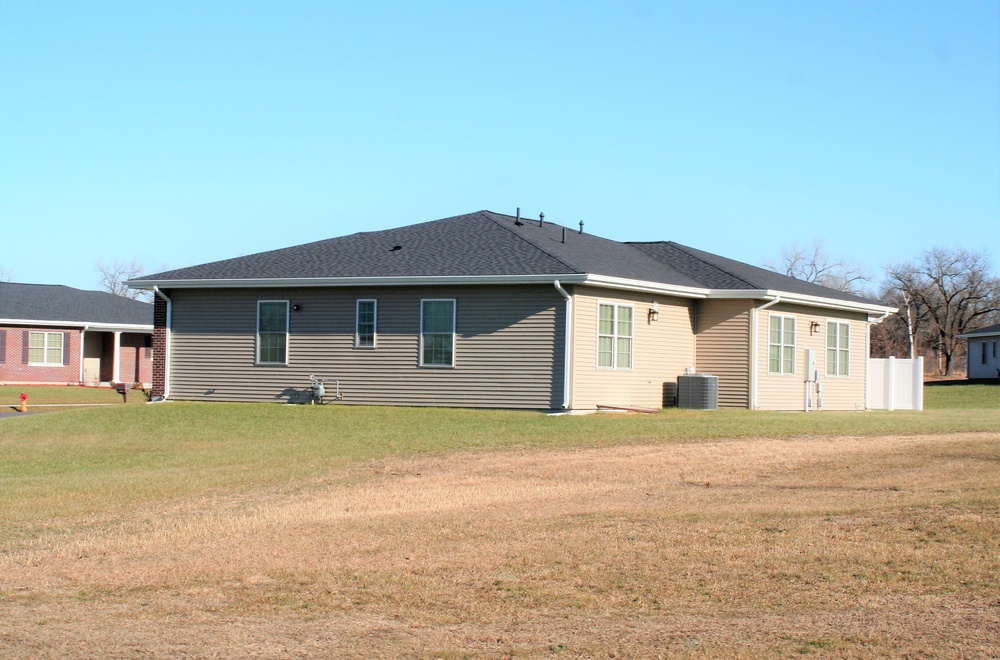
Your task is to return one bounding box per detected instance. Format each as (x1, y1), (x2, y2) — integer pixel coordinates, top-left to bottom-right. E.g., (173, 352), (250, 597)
(19, 392), (27, 413)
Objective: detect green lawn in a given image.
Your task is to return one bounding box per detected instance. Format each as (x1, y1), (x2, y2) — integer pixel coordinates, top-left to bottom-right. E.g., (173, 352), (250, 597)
(1, 382), (997, 535)
(0, 384), (145, 407)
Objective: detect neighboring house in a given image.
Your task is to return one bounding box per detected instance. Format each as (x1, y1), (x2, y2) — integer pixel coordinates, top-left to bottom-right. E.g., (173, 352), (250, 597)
(129, 210), (895, 411)
(0, 282), (154, 387)
(958, 323), (1000, 380)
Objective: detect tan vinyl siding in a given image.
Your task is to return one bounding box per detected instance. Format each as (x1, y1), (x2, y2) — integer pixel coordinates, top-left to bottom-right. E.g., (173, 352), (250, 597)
(755, 303), (868, 411)
(570, 286), (695, 410)
(167, 285), (564, 409)
(694, 299), (752, 408)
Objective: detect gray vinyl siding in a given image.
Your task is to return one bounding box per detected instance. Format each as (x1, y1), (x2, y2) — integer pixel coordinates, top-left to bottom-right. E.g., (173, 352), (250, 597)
(694, 299), (752, 408)
(166, 285), (564, 409)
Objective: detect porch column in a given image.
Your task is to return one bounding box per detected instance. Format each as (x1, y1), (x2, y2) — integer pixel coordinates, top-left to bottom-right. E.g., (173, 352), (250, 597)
(113, 331), (121, 383)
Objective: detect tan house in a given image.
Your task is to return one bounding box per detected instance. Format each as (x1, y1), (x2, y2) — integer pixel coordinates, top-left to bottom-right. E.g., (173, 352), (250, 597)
(129, 211), (894, 411)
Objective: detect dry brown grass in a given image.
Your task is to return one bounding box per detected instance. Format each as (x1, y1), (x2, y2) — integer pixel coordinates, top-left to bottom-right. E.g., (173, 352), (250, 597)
(2, 432), (998, 658)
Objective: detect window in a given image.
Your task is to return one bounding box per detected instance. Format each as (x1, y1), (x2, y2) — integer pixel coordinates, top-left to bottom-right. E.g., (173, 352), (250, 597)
(28, 331), (63, 365)
(257, 301), (289, 364)
(597, 303), (633, 369)
(421, 299), (455, 367)
(768, 314), (796, 375)
(827, 321), (850, 376)
(983, 341), (989, 365)
(356, 299), (377, 348)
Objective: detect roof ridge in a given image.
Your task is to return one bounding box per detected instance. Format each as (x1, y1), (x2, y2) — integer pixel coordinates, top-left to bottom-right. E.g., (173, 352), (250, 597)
(665, 241), (760, 290)
(478, 211), (582, 275)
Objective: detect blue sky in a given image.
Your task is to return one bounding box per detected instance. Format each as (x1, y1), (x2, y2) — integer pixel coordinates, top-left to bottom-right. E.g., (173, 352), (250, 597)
(2, 1), (997, 292)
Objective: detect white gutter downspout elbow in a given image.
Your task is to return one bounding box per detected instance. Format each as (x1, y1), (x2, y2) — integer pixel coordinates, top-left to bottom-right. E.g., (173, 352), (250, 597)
(751, 295), (782, 410)
(554, 280), (572, 410)
(152, 286), (172, 399)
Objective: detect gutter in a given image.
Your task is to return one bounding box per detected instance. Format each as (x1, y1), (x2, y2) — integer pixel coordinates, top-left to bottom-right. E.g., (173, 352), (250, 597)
(750, 295), (782, 410)
(152, 286), (172, 399)
(553, 280), (572, 410)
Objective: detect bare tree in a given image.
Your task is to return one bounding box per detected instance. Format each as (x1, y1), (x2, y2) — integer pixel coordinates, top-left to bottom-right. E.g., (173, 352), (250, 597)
(762, 240), (871, 294)
(96, 259), (149, 301)
(870, 282), (934, 360)
(884, 248), (1000, 376)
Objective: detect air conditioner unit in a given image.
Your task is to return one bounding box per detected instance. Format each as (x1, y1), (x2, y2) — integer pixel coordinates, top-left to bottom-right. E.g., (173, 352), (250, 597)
(677, 373), (719, 410)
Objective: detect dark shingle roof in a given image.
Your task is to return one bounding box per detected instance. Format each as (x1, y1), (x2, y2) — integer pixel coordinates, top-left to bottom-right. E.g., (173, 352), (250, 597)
(628, 241), (877, 305)
(139, 210), (881, 306)
(960, 322), (1000, 337)
(0, 282), (153, 326)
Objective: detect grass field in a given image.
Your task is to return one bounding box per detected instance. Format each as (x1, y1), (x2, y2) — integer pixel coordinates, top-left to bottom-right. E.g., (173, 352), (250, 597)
(1, 384), (998, 657)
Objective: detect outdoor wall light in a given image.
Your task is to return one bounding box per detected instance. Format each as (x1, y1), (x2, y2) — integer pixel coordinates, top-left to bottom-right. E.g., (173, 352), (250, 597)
(810, 321), (821, 334)
(292, 304), (302, 312)
(648, 301), (659, 322)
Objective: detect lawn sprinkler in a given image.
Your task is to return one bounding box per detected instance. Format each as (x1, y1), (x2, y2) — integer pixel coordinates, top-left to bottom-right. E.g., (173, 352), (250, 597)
(19, 392), (27, 413)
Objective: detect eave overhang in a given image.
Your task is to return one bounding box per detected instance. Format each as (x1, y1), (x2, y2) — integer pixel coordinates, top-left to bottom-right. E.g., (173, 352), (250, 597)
(127, 275), (896, 316)
(0, 318), (153, 332)
(128, 274), (590, 290)
(958, 330), (1000, 339)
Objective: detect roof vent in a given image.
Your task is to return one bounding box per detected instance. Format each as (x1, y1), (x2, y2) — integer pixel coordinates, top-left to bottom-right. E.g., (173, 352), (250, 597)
(514, 207), (523, 226)
(539, 212), (545, 227)
(579, 220), (584, 234)
(389, 245), (402, 252)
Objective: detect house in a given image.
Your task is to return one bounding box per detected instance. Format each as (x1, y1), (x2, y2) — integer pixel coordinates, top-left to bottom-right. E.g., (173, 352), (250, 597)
(0, 282), (154, 387)
(958, 323), (1000, 380)
(129, 210), (895, 411)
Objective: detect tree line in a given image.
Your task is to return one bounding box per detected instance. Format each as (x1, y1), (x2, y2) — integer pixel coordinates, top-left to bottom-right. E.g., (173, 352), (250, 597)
(766, 241), (1000, 376)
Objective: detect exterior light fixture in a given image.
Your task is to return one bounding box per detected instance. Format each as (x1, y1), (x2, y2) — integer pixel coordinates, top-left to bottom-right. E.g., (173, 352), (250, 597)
(648, 301), (659, 322)
(810, 321), (821, 334)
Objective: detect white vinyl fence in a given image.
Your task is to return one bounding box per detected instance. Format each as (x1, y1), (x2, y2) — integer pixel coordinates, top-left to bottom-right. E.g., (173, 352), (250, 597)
(868, 357), (924, 411)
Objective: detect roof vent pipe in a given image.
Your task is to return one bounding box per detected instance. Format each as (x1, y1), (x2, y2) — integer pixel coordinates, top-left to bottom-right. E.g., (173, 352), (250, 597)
(539, 212), (544, 227)
(515, 207), (523, 226)
(579, 220), (584, 234)
(562, 227), (566, 243)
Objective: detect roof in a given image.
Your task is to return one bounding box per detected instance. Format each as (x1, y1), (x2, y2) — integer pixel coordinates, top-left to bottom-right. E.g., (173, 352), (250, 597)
(628, 241), (877, 306)
(0, 282), (153, 329)
(958, 322), (1000, 339)
(133, 209), (888, 311)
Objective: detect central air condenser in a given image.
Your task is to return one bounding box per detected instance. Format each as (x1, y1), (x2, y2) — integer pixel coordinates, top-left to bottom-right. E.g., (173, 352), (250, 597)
(676, 373), (719, 410)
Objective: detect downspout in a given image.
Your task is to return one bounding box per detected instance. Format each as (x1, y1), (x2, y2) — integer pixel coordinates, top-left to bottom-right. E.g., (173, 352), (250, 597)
(750, 295), (782, 410)
(865, 310), (891, 410)
(152, 286), (172, 399)
(79, 325), (89, 384)
(554, 280), (572, 410)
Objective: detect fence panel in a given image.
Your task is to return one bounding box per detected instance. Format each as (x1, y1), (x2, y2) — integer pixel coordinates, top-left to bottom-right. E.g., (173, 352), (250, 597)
(868, 357), (923, 410)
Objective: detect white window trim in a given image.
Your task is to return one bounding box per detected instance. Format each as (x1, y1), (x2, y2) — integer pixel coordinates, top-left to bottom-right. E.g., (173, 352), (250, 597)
(826, 319), (851, 377)
(767, 313), (796, 376)
(28, 331), (64, 366)
(596, 302), (634, 370)
(256, 300), (290, 365)
(419, 298), (456, 368)
(355, 299), (377, 349)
